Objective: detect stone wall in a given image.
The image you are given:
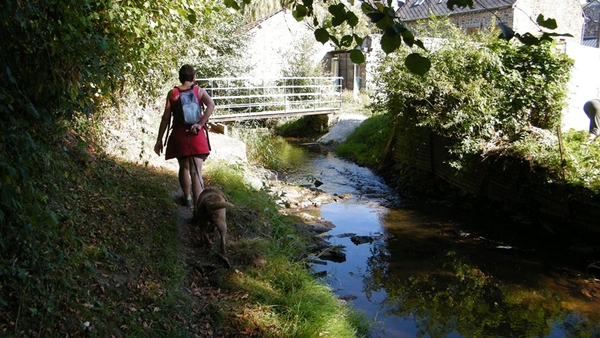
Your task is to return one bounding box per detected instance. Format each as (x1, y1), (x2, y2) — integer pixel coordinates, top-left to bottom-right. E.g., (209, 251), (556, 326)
(402, 0), (583, 43)
(447, 8), (515, 33)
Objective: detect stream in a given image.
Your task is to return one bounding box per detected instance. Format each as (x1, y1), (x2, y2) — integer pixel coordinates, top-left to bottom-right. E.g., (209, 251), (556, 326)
(279, 140), (600, 338)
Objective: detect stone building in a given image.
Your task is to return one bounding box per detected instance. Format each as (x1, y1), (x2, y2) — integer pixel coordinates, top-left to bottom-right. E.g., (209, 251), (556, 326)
(395, 0), (584, 44)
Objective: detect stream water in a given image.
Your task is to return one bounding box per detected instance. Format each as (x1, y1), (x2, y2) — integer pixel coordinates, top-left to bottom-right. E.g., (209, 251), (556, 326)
(280, 141), (600, 338)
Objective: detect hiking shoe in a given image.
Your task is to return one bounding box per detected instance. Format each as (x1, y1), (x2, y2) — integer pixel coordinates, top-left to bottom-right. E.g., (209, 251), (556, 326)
(586, 133), (598, 144)
(182, 195), (193, 207)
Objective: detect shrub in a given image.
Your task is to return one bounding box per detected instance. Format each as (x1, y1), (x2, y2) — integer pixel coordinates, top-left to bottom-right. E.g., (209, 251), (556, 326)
(372, 18), (572, 170)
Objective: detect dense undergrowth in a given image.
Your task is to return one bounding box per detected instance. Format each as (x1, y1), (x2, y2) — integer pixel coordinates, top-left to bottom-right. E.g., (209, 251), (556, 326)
(1, 136), (187, 336)
(335, 112), (600, 196)
(1, 1), (251, 334)
(3, 2), (599, 336)
(372, 18), (572, 173)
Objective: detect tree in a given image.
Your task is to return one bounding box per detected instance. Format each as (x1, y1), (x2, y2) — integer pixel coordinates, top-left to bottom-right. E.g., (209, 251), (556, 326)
(0, 2), (250, 332)
(224, 0), (572, 75)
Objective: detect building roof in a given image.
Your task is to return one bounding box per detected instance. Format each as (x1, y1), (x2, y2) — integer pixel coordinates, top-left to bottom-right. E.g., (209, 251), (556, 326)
(583, 0), (600, 10)
(396, 0), (517, 21)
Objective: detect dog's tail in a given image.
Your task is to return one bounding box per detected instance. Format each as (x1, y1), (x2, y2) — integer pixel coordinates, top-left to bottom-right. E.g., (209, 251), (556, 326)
(207, 201), (234, 210)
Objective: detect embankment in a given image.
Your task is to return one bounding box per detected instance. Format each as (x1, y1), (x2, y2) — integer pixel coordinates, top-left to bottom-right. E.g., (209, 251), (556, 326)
(381, 133), (600, 239)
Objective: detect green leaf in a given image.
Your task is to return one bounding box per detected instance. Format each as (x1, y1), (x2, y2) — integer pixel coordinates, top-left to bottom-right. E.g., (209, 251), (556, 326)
(414, 39), (426, 50)
(340, 35), (353, 47)
(329, 35), (340, 46)
(332, 15), (346, 27)
(497, 22), (515, 41)
(382, 6), (396, 17)
(400, 29), (415, 47)
(350, 49), (365, 64)
(537, 14), (558, 30)
(223, 0), (240, 10)
(542, 32), (573, 39)
(315, 28), (330, 44)
(361, 2), (376, 15)
(353, 34), (364, 46)
(293, 5), (308, 21)
(405, 53), (430, 75)
(515, 32), (540, 46)
(328, 3), (347, 27)
(376, 14), (394, 30)
(187, 10), (197, 25)
(328, 3), (346, 18)
(381, 27), (401, 54)
(347, 11), (359, 27)
(366, 12), (385, 23)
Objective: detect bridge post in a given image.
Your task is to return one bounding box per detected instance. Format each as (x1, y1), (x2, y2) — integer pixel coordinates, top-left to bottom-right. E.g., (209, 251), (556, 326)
(208, 123), (228, 136)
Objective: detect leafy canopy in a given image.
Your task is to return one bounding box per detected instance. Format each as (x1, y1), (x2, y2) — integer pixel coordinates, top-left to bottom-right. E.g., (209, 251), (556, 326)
(224, 0), (572, 75)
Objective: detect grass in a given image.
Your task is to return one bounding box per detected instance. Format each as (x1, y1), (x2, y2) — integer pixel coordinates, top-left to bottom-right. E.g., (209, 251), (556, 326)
(230, 127), (309, 174)
(335, 111), (600, 197)
(0, 129), (367, 337)
(551, 130), (600, 192)
(0, 146), (191, 336)
(489, 128), (600, 194)
(335, 113), (394, 167)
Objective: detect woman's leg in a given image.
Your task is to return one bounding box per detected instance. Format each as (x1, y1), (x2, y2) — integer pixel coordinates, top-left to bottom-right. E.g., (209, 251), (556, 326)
(189, 156), (204, 205)
(177, 157), (192, 206)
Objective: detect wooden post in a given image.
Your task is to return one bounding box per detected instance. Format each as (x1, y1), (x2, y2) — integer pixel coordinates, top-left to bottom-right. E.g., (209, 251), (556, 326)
(557, 126), (566, 181)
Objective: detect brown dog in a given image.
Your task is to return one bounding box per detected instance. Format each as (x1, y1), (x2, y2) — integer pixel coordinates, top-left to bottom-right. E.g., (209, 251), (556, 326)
(194, 187), (234, 255)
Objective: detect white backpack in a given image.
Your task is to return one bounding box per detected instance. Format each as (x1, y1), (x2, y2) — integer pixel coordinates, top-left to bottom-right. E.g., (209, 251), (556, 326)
(174, 85), (202, 125)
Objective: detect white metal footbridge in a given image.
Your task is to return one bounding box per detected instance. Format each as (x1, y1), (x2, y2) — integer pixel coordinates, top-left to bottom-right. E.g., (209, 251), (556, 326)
(196, 77), (343, 122)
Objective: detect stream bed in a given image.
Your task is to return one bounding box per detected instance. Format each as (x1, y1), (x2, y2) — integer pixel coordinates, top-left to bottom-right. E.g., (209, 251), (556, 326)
(280, 141), (600, 338)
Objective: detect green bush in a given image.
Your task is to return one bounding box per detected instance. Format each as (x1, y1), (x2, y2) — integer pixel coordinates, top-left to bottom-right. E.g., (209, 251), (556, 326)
(373, 18), (572, 170)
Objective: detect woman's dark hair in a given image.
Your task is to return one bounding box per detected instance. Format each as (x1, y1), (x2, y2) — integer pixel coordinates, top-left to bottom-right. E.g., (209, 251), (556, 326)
(179, 64), (196, 83)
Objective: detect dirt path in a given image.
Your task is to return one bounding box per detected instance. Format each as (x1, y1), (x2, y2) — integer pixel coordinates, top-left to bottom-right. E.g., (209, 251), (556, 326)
(104, 123), (350, 336)
(105, 127), (244, 335)
(172, 195), (227, 337)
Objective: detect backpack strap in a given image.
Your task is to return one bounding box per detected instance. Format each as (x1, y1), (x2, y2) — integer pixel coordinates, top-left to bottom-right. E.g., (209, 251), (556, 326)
(164, 86), (181, 144)
(172, 86), (180, 100)
(192, 85), (204, 112)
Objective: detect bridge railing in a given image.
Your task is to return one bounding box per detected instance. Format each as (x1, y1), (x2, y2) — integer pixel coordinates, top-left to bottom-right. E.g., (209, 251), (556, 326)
(196, 77), (343, 122)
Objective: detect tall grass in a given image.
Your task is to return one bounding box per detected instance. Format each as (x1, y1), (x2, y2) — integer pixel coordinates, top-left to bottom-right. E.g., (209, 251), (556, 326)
(335, 113), (394, 167)
(230, 124), (309, 173)
(504, 129), (600, 193)
(204, 163), (370, 337)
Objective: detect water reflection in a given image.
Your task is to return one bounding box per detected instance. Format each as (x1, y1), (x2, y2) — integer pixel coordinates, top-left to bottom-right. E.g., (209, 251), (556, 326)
(279, 140), (600, 337)
(320, 202), (600, 338)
